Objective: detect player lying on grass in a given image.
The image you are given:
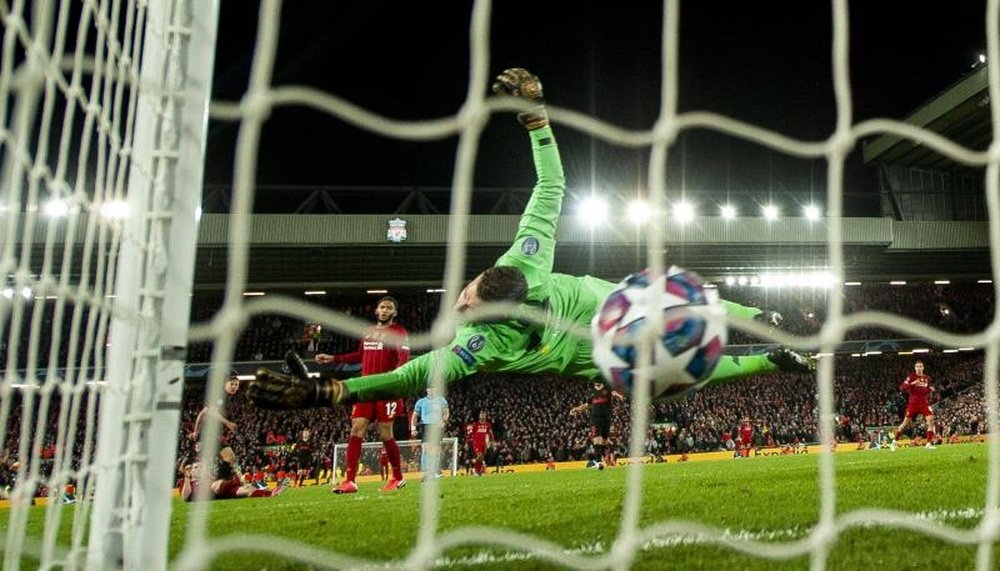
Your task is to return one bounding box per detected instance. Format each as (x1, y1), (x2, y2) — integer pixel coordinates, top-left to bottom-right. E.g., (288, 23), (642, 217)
(247, 68), (815, 412)
(179, 447), (289, 501)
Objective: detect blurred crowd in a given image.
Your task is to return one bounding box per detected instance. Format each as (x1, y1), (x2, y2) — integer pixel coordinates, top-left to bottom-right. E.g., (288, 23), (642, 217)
(5, 281), (989, 368)
(189, 281), (990, 361)
(1, 281), (997, 496)
(2, 352), (991, 496)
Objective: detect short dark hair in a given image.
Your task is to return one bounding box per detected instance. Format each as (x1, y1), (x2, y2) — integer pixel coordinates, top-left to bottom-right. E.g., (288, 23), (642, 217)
(377, 295), (398, 309)
(477, 266), (528, 303)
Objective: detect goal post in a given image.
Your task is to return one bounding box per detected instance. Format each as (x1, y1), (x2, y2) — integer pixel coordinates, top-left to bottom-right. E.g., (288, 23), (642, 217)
(59, 0), (219, 569)
(332, 437), (461, 481)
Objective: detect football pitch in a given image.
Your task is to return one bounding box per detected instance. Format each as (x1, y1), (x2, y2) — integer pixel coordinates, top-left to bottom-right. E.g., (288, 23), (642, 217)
(5, 443), (997, 570)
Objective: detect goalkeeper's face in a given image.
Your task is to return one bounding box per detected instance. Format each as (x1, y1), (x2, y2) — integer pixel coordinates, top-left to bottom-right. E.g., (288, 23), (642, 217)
(454, 274), (484, 313)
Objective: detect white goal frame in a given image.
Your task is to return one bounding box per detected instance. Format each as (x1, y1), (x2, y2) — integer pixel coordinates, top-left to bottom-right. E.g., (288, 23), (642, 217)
(85, 1), (220, 569)
(0, 0), (218, 569)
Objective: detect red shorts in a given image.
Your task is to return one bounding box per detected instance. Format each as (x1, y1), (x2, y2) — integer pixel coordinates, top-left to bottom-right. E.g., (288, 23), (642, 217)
(473, 441), (488, 455)
(351, 399), (404, 423)
(213, 477), (242, 499)
(906, 402), (933, 418)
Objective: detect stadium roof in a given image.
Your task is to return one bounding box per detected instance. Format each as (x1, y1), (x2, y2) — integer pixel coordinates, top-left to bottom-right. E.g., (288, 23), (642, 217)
(209, 66), (997, 290)
(862, 64), (992, 171)
(17, 214), (990, 290)
(184, 215), (991, 289)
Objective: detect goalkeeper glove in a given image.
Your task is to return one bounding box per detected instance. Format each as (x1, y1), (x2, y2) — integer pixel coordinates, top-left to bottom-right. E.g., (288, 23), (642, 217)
(491, 67), (549, 130)
(248, 368), (345, 410)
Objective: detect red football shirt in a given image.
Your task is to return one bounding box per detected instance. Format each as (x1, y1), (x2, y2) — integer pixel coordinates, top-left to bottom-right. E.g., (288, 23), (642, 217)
(333, 323), (409, 375)
(901, 373), (932, 405)
(472, 421), (494, 446)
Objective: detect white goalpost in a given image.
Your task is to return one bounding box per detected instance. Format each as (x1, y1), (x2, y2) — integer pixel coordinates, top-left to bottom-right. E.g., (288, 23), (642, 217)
(0, 0), (218, 570)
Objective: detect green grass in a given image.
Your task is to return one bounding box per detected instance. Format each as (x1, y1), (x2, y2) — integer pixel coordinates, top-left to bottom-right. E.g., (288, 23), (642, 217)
(4, 444), (998, 570)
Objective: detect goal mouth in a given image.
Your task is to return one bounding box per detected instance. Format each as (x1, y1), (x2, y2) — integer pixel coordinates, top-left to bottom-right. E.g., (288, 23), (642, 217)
(2, 1), (997, 569)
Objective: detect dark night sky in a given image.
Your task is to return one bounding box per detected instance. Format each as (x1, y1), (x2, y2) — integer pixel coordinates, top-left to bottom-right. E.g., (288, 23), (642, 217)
(203, 1), (989, 214)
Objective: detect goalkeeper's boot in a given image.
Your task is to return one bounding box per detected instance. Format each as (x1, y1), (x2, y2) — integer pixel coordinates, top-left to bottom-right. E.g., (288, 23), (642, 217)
(284, 349), (310, 380)
(380, 478), (406, 492)
(766, 348), (817, 373)
(332, 480), (358, 494)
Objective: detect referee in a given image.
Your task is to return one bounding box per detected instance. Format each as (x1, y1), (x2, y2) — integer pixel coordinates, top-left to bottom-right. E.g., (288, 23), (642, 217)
(410, 387), (449, 479)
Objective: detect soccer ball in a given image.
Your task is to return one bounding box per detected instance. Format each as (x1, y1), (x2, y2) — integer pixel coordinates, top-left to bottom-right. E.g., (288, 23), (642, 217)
(590, 266), (727, 401)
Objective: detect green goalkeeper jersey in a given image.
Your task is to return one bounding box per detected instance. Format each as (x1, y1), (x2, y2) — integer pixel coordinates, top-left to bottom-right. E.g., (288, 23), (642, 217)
(343, 126), (770, 402)
(346, 126), (615, 401)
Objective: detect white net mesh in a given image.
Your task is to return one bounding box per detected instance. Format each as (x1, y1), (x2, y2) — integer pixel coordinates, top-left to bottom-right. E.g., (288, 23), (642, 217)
(5, 0), (1000, 569)
(1, 0), (149, 566)
(1, 0), (212, 568)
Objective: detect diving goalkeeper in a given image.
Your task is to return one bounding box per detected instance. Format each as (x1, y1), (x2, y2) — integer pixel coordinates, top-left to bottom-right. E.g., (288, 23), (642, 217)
(248, 68), (814, 411)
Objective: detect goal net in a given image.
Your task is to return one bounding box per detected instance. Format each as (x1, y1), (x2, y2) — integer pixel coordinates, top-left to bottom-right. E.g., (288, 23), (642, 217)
(1, 0), (217, 569)
(331, 437), (460, 482)
(4, 0), (1000, 570)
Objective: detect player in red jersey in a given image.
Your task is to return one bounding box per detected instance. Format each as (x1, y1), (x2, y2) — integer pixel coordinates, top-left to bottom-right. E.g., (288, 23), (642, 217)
(738, 417), (753, 458)
(462, 420), (476, 475)
(892, 360), (937, 450)
(470, 411), (494, 476)
(315, 296), (410, 493)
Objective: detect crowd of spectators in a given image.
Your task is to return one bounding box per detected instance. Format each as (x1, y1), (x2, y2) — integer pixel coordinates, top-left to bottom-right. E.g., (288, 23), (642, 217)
(1, 281), (995, 369)
(0, 352), (992, 495)
(2, 281), (997, 495)
(724, 281), (994, 344)
(89, 281), (1000, 365)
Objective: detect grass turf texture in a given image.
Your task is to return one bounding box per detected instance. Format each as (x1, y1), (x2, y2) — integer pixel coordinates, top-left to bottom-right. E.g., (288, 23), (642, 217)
(3, 443), (994, 570)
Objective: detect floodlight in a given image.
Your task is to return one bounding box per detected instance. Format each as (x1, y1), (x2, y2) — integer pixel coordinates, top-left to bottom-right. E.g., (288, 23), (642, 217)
(626, 199), (652, 225)
(577, 196), (608, 226)
(672, 201), (695, 224)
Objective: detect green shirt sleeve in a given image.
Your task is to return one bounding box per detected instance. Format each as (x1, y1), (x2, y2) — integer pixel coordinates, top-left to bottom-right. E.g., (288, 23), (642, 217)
(495, 126), (565, 303)
(341, 128), (559, 402)
(342, 323), (524, 402)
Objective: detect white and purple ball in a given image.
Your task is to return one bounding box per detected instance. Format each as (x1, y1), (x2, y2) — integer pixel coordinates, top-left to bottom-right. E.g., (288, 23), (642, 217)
(590, 266), (727, 401)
